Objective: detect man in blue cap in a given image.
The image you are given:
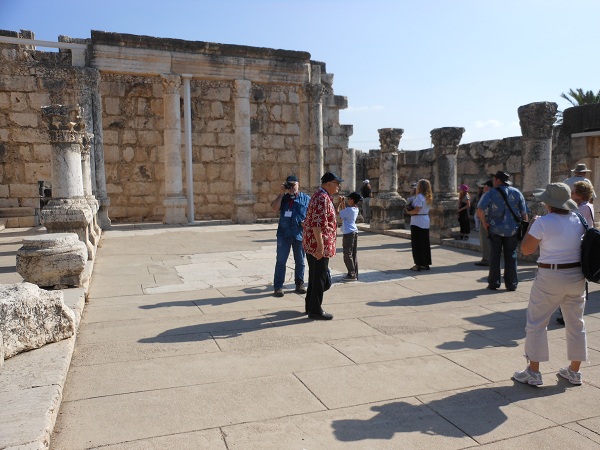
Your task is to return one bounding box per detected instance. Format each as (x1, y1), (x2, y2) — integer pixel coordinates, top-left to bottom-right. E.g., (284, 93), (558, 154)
(271, 175), (311, 297)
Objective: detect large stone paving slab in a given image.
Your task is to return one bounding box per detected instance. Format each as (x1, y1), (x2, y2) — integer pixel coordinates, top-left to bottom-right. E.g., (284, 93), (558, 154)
(295, 355), (488, 409)
(52, 374), (326, 449)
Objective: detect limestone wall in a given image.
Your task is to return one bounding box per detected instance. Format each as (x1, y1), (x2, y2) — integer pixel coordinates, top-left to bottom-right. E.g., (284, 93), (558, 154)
(0, 30), (354, 223)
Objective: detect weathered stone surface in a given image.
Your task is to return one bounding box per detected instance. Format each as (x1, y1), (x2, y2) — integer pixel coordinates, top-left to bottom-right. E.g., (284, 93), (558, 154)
(16, 233), (87, 287)
(0, 282), (75, 360)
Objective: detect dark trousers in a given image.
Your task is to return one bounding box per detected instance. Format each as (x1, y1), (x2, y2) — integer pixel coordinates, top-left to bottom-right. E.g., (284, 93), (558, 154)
(458, 211), (470, 234)
(410, 225), (432, 267)
(488, 232), (519, 290)
(342, 232), (358, 278)
(305, 253), (330, 315)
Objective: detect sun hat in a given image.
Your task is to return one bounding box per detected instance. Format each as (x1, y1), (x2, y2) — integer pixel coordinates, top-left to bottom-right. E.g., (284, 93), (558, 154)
(286, 175), (298, 183)
(459, 184), (469, 192)
(533, 182), (578, 211)
(363, 179), (370, 184)
(571, 163), (591, 172)
(489, 170), (512, 186)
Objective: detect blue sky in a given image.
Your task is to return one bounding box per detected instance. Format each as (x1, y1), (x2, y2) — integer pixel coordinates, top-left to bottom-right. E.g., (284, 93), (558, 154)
(1, 0), (599, 151)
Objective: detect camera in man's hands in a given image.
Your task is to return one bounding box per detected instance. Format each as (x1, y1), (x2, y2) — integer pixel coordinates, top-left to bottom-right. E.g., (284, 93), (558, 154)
(284, 182), (294, 190)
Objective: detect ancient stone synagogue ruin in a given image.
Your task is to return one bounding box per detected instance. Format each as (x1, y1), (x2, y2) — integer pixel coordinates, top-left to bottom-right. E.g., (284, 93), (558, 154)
(1, 28), (599, 234)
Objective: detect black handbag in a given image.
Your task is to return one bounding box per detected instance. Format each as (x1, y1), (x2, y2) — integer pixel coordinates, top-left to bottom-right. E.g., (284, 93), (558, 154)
(496, 188), (529, 240)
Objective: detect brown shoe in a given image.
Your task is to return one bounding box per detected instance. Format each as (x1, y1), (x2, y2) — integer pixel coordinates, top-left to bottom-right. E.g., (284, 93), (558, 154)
(295, 283), (307, 294)
(273, 289), (284, 297)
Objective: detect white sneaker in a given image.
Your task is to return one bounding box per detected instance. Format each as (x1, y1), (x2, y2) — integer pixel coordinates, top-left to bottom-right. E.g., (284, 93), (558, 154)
(513, 367), (543, 386)
(558, 367), (582, 385)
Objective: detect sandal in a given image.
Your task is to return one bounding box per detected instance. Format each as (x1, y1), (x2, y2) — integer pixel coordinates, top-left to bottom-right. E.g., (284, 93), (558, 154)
(410, 265), (421, 271)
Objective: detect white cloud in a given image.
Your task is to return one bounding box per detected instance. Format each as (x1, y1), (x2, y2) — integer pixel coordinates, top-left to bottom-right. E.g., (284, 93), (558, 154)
(474, 119), (502, 129)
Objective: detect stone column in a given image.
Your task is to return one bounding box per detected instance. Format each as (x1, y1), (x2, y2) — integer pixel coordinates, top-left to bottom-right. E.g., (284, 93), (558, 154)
(232, 79), (256, 224)
(429, 127), (465, 240)
(518, 101), (557, 216)
(40, 104), (93, 259)
(161, 75), (187, 225)
(307, 63), (324, 191)
(341, 147), (357, 195)
(369, 128), (406, 231)
(90, 73), (111, 229)
(81, 132), (100, 249)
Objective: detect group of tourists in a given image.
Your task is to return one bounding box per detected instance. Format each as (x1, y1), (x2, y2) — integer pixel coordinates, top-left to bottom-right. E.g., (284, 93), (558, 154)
(270, 163), (596, 385)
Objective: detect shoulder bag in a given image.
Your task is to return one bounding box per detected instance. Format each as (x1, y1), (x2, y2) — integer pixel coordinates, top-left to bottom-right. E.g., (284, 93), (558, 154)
(496, 187), (529, 240)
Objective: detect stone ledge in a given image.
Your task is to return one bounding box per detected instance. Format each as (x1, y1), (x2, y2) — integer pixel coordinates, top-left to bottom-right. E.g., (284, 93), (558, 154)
(0, 247), (94, 449)
(0, 207), (35, 218)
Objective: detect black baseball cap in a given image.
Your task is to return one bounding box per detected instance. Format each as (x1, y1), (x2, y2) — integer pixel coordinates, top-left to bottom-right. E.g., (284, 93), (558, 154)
(321, 172), (343, 183)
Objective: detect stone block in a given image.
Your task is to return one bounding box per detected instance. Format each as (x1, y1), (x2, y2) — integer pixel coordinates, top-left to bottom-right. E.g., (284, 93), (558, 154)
(9, 183), (38, 198)
(24, 163), (51, 183)
(288, 91), (300, 104)
(206, 87), (231, 102)
(33, 144), (52, 161)
(207, 120), (232, 133)
(0, 92), (9, 109)
(0, 184), (8, 197)
(10, 112), (38, 127)
(104, 145), (120, 163)
(218, 133), (235, 147)
(105, 97), (120, 115)
(0, 282), (76, 359)
(16, 233), (88, 288)
(10, 92), (29, 111)
(28, 92), (51, 110)
(138, 130), (162, 146)
(122, 130), (137, 144)
(0, 75), (36, 93)
(18, 216), (36, 227)
(270, 105), (282, 122)
(103, 130), (119, 145)
(13, 127), (48, 144)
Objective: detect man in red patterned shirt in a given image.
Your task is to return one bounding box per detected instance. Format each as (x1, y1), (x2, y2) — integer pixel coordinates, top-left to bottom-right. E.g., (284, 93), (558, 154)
(303, 172), (343, 320)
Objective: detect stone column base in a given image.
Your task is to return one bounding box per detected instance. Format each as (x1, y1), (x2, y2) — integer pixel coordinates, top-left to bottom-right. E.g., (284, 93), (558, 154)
(369, 193), (406, 232)
(163, 196), (187, 225)
(40, 198), (95, 260)
(429, 199), (458, 240)
(16, 233), (87, 287)
(97, 196), (112, 230)
(232, 194), (256, 224)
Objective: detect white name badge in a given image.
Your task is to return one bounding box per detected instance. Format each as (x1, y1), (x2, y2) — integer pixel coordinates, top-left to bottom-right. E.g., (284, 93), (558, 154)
(284, 210), (293, 217)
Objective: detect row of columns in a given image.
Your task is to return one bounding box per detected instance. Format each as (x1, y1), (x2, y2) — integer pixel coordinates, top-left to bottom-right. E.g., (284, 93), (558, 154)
(159, 71), (329, 224)
(369, 101), (558, 239)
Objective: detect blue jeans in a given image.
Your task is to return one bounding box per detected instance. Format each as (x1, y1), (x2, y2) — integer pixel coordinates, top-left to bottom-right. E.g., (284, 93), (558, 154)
(273, 235), (305, 290)
(488, 232), (519, 290)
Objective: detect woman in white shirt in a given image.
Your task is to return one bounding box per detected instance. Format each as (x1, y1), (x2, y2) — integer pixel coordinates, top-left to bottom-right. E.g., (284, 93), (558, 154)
(572, 180), (595, 227)
(513, 183), (587, 386)
(405, 179), (433, 271)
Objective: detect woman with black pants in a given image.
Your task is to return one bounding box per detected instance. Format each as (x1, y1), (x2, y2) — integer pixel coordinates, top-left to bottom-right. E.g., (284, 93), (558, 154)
(406, 179), (433, 271)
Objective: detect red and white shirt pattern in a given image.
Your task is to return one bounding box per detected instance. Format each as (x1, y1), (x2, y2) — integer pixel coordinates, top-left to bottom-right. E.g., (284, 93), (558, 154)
(303, 188), (337, 258)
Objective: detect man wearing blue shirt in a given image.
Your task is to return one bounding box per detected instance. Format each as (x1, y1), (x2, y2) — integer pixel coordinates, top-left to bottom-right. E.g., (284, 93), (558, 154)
(271, 175), (311, 297)
(476, 171), (528, 291)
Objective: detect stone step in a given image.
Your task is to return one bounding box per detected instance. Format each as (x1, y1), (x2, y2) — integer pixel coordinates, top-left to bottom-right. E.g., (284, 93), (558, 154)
(0, 207), (38, 227)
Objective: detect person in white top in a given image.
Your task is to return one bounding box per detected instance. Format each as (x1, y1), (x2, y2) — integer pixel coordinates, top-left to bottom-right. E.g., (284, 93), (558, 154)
(572, 180), (595, 227)
(513, 183), (587, 386)
(564, 163), (593, 190)
(405, 179), (433, 271)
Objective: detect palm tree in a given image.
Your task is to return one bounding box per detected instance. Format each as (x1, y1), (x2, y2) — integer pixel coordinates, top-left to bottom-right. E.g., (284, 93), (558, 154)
(560, 88), (600, 106)
(555, 88), (600, 124)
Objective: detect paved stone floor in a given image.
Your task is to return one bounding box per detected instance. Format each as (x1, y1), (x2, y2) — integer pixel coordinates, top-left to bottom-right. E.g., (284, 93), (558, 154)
(5, 223), (600, 448)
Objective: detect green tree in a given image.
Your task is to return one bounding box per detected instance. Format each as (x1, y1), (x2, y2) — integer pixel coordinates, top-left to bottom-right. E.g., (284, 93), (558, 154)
(560, 88), (600, 106)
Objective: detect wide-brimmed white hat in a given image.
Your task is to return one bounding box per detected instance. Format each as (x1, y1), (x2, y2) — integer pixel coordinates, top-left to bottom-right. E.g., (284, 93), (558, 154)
(571, 163), (591, 172)
(533, 182), (577, 211)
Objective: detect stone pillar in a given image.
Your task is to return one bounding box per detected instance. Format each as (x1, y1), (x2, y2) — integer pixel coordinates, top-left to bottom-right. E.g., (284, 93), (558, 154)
(341, 147), (357, 195)
(81, 132), (100, 248)
(518, 101), (557, 216)
(308, 63), (324, 191)
(232, 79), (256, 224)
(369, 128), (406, 231)
(429, 127), (465, 240)
(90, 72), (111, 229)
(161, 75), (187, 225)
(39, 105), (94, 258)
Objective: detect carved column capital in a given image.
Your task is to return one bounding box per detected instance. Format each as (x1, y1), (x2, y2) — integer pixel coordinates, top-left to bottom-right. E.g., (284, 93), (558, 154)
(80, 132), (93, 157)
(42, 104), (86, 145)
(161, 74), (181, 94)
(233, 79), (251, 98)
(431, 127), (465, 154)
(305, 83), (326, 103)
(377, 128), (404, 152)
(518, 102), (558, 139)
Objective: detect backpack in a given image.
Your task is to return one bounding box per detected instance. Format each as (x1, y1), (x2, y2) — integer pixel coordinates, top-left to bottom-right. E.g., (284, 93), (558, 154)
(575, 212), (600, 283)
